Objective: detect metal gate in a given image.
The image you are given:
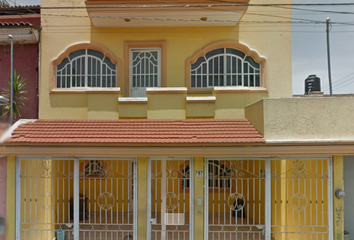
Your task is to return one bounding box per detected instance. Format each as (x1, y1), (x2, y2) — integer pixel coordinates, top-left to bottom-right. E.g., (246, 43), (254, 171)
(204, 158), (332, 240)
(205, 158), (267, 240)
(17, 158), (137, 240)
(147, 158), (194, 240)
(270, 158), (332, 240)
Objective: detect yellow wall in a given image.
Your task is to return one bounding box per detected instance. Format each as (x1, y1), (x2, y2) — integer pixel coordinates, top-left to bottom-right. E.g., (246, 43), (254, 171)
(40, 0), (292, 120)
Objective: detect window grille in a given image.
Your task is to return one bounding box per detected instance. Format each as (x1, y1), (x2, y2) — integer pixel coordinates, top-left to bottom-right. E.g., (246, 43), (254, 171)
(129, 48), (161, 97)
(191, 48), (261, 88)
(56, 49), (117, 88)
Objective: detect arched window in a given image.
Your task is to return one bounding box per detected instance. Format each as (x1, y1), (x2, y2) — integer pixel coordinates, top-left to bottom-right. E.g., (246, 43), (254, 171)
(56, 49), (117, 88)
(190, 48), (261, 88)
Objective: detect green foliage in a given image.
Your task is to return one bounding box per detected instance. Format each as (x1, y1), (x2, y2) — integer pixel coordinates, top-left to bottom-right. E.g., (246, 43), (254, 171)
(1, 71), (28, 120)
(0, 1), (10, 7)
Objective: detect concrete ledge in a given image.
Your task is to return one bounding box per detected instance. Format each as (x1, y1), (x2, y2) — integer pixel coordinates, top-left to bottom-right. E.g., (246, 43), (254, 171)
(213, 86), (267, 93)
(118, 97), (148, 104)
(146, 87), (187, 94)
(51, 87), (121, 94)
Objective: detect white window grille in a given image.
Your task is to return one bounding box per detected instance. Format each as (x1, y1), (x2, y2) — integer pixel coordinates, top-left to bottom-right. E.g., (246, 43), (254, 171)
(190, 48), (261, 88)
(56, 49), (117, 88)
(130, 48), (161, 97)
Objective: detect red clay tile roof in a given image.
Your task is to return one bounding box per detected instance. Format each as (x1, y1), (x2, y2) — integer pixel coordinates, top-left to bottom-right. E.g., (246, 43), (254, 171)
(5, 119), (265, 145)
(0, 21), (34, 28)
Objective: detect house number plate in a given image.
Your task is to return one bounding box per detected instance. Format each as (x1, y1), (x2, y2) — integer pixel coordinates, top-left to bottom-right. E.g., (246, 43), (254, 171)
(195, 171), (203, 177)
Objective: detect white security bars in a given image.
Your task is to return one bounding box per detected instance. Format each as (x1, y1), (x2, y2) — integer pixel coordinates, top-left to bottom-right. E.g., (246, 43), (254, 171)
(56, 49), (117, 88)
(205, 158), (267, 240)
(270, 159), (332, 240)
(16, 157), (332, 240)
(130, 48), (161, 97)
(17, 158), (137, 240)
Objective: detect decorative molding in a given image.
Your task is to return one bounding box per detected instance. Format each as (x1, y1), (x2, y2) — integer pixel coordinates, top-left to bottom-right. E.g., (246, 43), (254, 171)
(50, 42), (122, 91)
(186, 96), (216, 103)
(50, 87), (121, 94)
(124, 40), (167, 97)
(185, 40), (268, 92)
(118, 97), (148, 104)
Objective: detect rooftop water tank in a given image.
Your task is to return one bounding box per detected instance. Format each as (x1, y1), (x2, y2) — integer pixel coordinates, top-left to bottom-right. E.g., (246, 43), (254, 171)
(305, 74), (321, 94)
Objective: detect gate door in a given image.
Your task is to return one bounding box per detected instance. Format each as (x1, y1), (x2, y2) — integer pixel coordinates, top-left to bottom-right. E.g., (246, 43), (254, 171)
(205, 158), (266, 240)
(270, 159), (332, 240)
(18, 158), (75, 240)
(148, 158), (194, 240)
(79, 158), (137, 240)
(17, 158), (137, 240)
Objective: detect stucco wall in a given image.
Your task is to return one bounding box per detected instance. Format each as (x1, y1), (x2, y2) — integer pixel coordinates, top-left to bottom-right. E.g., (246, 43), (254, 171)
(246, 97), (354, 141)
(39, 0), (292, 120)
(0, 17), (40, 120)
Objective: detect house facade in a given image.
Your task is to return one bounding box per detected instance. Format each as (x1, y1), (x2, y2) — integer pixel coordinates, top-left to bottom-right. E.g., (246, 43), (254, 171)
(0, 0), (349, 240)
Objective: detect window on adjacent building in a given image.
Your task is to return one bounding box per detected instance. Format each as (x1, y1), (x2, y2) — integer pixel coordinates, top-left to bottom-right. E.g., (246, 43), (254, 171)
(83, 160), (106, 177)
(190, 48), (261, 88)
(208, 160), (231, 188)
(181, 160), (231, 189)
(130, 48), (161, 97)
(56, 49), (117, 88)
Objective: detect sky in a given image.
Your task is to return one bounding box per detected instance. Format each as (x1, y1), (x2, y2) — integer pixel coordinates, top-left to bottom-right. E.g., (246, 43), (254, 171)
(11, 0), (354, 95)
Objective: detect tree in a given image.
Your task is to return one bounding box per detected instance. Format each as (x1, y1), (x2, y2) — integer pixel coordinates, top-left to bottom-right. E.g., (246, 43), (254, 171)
(1, 71), (28, 121)
(0, 1), (10, 7)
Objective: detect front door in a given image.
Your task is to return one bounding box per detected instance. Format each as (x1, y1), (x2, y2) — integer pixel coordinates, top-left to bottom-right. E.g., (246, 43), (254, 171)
(130, 48), (161, 97)
(147, 158), (194, 240)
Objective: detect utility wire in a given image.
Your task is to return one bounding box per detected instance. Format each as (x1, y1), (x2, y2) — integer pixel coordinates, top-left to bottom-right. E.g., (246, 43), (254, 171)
(332, 77), (354, 91)
(323, 72), (354, 90)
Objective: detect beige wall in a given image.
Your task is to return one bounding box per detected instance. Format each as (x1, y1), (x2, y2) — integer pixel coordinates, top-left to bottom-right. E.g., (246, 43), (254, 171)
(246, 97), (354, 141)
(40, 0), (292, 120)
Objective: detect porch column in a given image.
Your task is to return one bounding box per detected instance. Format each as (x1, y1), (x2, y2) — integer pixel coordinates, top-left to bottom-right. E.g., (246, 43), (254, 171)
(194, 157), (204, 240)
(333, 156), (344, 240)
(6, 156), (16, 240)
(138, 157), (148, 240)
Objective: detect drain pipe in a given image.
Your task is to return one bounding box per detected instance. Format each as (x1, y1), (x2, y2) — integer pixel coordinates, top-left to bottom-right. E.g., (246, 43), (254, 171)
(8, 35), (13, 125)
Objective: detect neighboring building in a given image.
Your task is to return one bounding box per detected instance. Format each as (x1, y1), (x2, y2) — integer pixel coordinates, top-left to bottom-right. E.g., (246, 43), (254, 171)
(0, 1), (350, 240)
(0, 5), (40, 120)
(0, 6), (40, 240)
